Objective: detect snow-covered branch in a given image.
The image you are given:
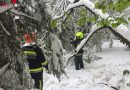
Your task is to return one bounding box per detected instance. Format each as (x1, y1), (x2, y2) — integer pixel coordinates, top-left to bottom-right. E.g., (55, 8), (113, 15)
(76, 24), (130, 57)
(76, 26), (106, 53)
(53, 0), (109, 20)
(53, 0), (130, 62)
(0, 63), (9, 76)
(52, 0), (70, 20)
(0, 4), (13, 14)
(0, 21), (11, 36)
(83, 0), (109, 18)
(10, 9), (41, 22)
(65, 1), (83, 12)
(66, 0), (109, 18)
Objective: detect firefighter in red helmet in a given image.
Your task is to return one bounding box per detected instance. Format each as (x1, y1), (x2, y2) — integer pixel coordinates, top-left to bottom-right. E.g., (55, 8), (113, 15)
(22, 32), (48, 90)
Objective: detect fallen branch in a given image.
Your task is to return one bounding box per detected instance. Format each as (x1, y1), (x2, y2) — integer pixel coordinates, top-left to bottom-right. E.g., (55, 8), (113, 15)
(64, 26), (106, 67)
(99, 83), (119, 90)
(0, 21), (11, 36)
(0, 63), (9, 76)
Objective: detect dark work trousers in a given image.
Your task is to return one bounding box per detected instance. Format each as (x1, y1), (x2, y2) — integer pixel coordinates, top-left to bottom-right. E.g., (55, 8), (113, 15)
(75, 55), (84, 70)
(30, 71), (43, 90)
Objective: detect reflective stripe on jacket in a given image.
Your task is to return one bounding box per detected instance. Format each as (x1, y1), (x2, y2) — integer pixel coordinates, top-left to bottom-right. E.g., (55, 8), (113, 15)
(22, 43), (48, 73)
(29, 67), (43, 73)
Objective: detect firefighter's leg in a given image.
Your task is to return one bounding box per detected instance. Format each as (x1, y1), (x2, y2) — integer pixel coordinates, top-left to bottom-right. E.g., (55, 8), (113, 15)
(30, 71), (43, 90)
(39, 79), (43, 90)
(75, 56), (80, 70)
(79, 55), (84, 69)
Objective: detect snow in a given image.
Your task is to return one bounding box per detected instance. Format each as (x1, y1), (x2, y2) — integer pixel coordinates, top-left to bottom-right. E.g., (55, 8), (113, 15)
(65, 1), (83, 11)
(53, 0), (130, 44)
(43, 40), (130, 90)
(0, 88), (4, 90)
(83, 0), (109, 18)
(67, 0), (75, 3)
(0, 4), (13, 14)
(76, 23), (130, 57)
(53, 0), (130, 54)
(64, 0), (109, 19)
(0, 63), (9, 75)
(75, 28), (98, 53)
(116, 24), (130, 41)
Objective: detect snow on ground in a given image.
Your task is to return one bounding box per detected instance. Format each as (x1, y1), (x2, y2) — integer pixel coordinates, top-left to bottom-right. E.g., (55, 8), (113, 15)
(43, 40), (130, 90)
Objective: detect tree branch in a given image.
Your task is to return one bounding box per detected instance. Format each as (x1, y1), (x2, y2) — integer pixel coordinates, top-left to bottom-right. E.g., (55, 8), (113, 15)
(52, 0), (65, 17)
(23, 1), (36, 11)
(0, 63), (9, 76)
(0, 4), (13, 14)
(99, 83), (119, 90)
(9, 9), (41, 22)
(0, 21), (11, 36)
(53, 0), (109, 20)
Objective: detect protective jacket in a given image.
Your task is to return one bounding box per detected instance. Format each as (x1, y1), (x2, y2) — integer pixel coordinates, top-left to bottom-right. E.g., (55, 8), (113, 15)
(22, 43), (48, 73)
(71, 38), (84, 54)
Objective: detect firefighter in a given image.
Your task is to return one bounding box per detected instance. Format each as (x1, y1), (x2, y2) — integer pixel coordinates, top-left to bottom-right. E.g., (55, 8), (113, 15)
(71, 32), (84, 70)
(22, 33), (48, 90)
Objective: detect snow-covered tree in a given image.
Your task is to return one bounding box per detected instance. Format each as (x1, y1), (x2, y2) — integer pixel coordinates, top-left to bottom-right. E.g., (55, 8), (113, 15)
(0, 0), (130, 89)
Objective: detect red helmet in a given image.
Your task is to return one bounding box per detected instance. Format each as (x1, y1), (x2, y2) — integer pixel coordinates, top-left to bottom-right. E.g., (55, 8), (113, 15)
(24, 32), (36, 43)
(24, 33), (33, 43)
(11, 0), (17, 4)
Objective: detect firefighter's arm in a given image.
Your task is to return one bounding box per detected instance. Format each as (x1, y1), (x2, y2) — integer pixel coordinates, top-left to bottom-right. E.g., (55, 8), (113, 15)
(39, 49), (48, 68)
(42, 58), (48, 67)
(35, 46), (48, 70)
